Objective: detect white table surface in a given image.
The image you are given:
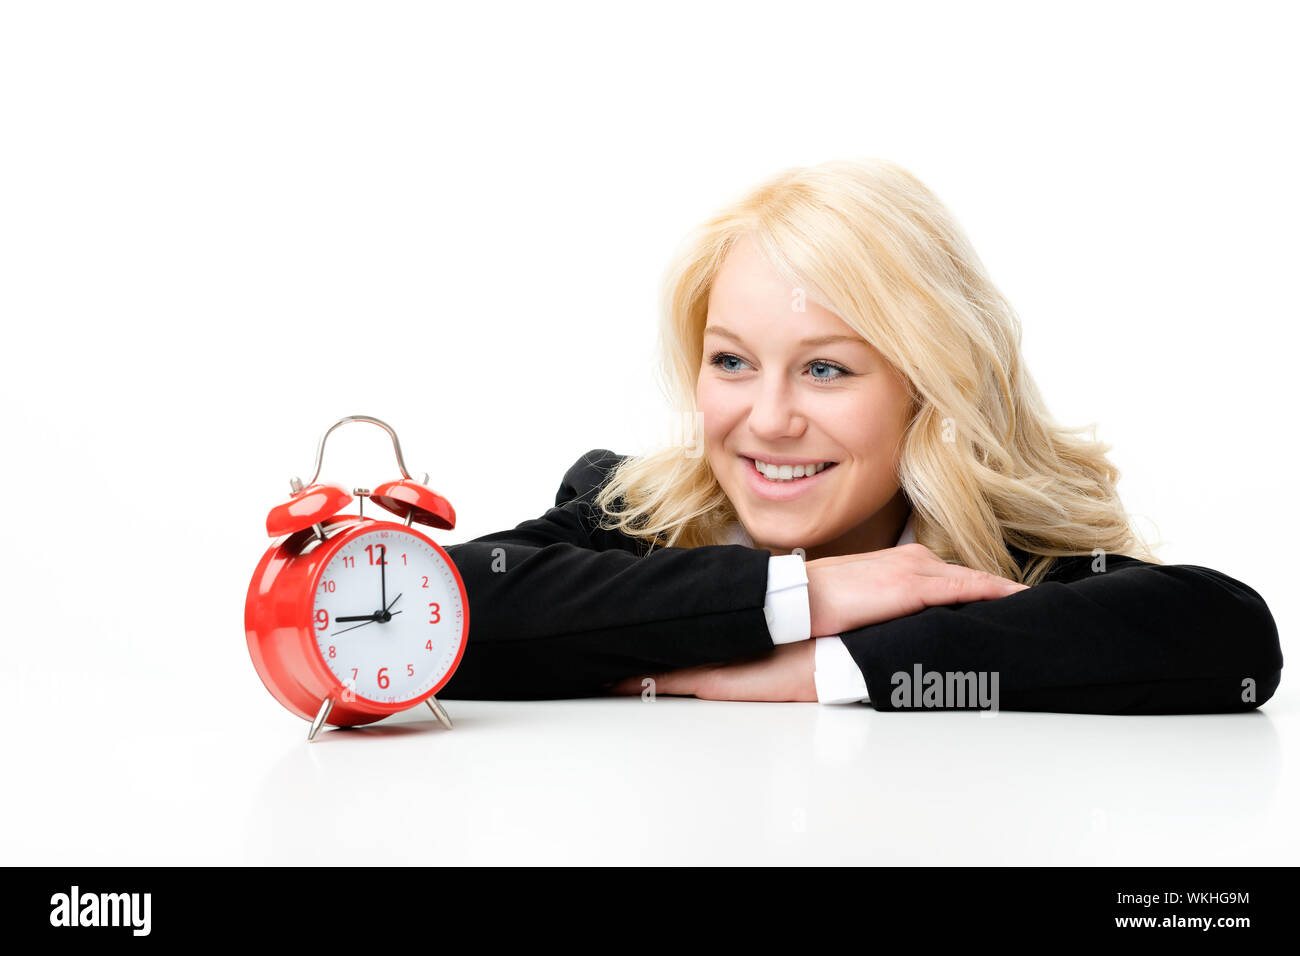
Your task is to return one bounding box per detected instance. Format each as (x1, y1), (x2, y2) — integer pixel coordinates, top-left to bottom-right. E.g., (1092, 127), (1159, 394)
(5, 686), (1295, 866)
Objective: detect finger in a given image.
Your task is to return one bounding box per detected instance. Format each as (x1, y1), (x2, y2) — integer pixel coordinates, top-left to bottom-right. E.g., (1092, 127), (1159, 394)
(611, 670), (697, 697)
(607, 676), (641, 695)
(609, 673), (663, 695)
(918, 562), (1024, 589)
(916, 570), (1028, 606)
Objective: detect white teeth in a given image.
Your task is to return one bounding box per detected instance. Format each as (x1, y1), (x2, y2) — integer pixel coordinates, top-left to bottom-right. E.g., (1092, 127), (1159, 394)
(753, 459), (832, 482)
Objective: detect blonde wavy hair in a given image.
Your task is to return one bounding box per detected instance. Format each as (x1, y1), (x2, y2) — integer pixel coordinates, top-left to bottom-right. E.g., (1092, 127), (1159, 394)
(592, 157), (1162, 586)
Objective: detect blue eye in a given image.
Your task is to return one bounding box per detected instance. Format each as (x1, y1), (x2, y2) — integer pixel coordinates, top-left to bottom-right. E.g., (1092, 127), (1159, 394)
(714, 353), (747, 373)
(707, 352), (852, 383)
(808, 361), (843, 381)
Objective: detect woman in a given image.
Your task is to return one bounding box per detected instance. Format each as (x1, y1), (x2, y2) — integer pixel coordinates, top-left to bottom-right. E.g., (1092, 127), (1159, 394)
(439, 157), (1282, 713)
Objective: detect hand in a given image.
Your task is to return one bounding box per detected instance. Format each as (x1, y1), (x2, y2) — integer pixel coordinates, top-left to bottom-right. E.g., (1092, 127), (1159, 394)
(606, 640), (817, 702)
(806, 542), (1028, 636)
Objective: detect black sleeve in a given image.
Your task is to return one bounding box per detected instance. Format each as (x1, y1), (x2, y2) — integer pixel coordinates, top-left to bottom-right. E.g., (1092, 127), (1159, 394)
(840, 552), (1283, 714)
(435, 448), (778, 699)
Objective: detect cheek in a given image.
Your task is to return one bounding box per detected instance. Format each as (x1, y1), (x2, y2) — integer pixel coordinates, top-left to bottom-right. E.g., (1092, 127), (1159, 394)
(827, 388), (910, 459)
(695, 377), (737, 436)
(695, 372), (720, 408)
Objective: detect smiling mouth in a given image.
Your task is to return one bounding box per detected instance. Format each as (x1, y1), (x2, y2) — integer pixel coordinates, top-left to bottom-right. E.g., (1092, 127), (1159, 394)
(744, 457), (839, 483)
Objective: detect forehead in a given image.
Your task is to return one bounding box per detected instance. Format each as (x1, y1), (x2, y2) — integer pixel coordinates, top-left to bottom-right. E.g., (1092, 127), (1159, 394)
(706, 237), (869, 346)
(708, 236), (795, 305)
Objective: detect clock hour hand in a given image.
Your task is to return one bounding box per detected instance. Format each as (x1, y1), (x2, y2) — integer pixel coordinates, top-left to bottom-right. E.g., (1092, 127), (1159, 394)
(331, 591), (403, 637)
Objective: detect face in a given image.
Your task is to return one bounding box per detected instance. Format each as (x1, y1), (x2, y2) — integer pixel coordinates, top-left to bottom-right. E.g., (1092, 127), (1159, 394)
(695, 236), (914, 560)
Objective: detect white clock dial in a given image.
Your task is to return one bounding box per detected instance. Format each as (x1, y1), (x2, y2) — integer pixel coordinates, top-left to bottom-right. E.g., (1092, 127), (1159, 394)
(311, 526), (465, 704)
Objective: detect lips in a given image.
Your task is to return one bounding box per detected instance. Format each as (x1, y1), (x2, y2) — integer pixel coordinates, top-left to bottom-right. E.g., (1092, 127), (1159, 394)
(740, 456), (839, 502)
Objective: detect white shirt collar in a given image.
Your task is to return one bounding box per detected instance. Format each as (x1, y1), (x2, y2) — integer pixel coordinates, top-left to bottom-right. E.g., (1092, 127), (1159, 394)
(725, 509), (915, 549)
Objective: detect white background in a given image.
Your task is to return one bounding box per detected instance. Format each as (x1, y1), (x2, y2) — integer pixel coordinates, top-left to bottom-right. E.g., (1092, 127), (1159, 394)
(2, 0), (1296, 865)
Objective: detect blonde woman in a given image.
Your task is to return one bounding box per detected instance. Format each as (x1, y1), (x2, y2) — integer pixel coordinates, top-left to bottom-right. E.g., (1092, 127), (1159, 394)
(439, 158), (1282, 713)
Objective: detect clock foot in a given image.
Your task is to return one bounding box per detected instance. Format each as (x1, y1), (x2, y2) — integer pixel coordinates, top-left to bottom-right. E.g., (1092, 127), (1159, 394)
(307, 696), (334, 742)
(426, 695), (453, 730)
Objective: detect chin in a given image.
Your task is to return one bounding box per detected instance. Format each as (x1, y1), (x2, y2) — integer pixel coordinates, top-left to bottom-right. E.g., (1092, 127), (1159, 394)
(748, 520), (824, 552)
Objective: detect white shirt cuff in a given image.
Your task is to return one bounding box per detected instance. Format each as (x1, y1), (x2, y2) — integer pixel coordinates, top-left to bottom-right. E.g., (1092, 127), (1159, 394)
(762, 553), (811, 645)
(813, 636), (871, 704)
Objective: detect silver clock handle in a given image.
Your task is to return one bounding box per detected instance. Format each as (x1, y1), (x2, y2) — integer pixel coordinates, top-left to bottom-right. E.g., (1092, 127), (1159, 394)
(291, 414), (429, 493)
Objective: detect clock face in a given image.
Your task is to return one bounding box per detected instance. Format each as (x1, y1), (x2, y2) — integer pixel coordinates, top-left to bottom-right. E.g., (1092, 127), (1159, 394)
(311, 526), (466, 705)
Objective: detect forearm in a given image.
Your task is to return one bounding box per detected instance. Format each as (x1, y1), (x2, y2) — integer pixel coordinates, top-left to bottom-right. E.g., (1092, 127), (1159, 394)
(438, 538), (777, 699)
(839, 559), (1281, 714)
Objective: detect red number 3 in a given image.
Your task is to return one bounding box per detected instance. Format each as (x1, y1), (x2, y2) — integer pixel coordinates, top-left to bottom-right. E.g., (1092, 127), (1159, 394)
(428, 602), (440, 623)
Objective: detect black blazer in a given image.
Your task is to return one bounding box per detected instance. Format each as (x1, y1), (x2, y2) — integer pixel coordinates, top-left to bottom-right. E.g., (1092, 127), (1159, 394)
(438, 448), (1283, 714)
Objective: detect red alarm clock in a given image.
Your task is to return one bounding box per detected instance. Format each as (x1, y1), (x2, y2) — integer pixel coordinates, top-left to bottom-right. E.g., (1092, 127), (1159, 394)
(245, 415), (469, 742)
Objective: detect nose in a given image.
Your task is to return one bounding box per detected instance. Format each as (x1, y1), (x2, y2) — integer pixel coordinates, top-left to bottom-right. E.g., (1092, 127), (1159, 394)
(747, 374), (807, 441)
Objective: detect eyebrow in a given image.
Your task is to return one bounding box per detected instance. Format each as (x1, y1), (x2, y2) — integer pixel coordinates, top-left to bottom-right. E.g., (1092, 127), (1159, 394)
(703, 325), (868, 348)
